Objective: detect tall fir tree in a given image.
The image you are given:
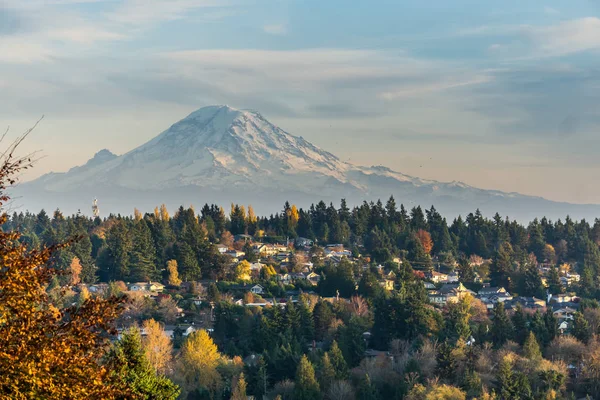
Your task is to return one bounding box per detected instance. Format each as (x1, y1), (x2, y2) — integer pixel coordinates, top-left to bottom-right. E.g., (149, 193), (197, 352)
(294, 355), (320, 400)
(491, 302), (513, 348)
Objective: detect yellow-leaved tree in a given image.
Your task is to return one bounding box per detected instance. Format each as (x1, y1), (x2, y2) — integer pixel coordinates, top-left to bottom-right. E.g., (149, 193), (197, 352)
(69, 256), (82, 286)
(176, 330), (222, 396)
(0, 128), (130, 399)
(142, 319), (173, 375)
(247, 205), (257, 224)
(166, 259), (182, 287)
(235, 260), (252, 281)
(160, 204), (170, 221)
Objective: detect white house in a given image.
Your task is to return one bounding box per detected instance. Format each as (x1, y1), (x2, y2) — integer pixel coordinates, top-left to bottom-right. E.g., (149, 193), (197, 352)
(250, 262), (265, 272)
(428, 271), (449, 284)
(447, 271), (459, 283)
(278, 273), (292, 284)
(226, 250), (245, 258)
(163, 325), (196, 339)
(128, 282), (165, 293)
(295, 237), (314, 247)
(250, 284), (265, 295)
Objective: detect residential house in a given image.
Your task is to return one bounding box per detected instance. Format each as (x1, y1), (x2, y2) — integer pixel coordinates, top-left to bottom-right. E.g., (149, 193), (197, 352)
(295, 237), (314, 248)
(478, 287), (509, 301)
(378, 279), (395, 291)
(250, 284), (265, 295)
(245, 301), (274, 307)
(553, 306), (577, 323)
(278, 273), (292, 284)
(163, 325), (197, 339)
(253, 243), (268, 254)
(128, 283), (147, 292)
(87, 283), (108, 294)
(275, 252), (291, 262)
(291, 272), (307, 281)
(306, 272), (321, 286)
(423, 282), (436, 290)
(478, 288), (513, 310)
(554, 306), (577, 334)
(428, 283), (474, 305)
(225, 250), (245, 258)
(234, 234), (253, 242)
(216, 244), (228, 254)
(148, 282), (165, 292)
(505, 297), (546, 311)
(428, 271), (449, 284)
(447, 271), (459, 283)
(250, 262), (265, 272)
(385, 270), (396, 279)
(549, 294), (578, 304)
(128, 282), (165, 293)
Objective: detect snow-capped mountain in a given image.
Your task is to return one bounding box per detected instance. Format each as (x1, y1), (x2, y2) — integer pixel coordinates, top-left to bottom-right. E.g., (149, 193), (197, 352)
(16, 105), (600, 221)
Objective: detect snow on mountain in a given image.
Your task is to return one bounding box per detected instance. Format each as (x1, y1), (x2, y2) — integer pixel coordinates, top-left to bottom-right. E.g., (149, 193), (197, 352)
(37, 105), (354, 193)
(19, 105), (600, 221)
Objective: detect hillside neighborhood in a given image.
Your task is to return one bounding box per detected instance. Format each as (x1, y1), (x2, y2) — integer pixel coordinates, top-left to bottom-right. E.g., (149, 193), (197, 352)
(7, 199), (600, 399)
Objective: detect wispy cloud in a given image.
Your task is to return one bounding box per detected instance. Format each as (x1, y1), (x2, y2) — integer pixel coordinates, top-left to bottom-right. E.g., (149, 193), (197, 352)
(263, 23), (287, 35)
(524, 17), (600, 57)
(48, 27), (125, 44)
(0, 39), (54, 63)
(379, 75), (492, 100)
(107, 0), (239, 26)
(459, 17), (600, 59)
(544, 6), (559, 15)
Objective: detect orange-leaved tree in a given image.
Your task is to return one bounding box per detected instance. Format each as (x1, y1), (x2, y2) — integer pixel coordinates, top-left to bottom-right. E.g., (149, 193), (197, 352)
(0, 128), (131, 399)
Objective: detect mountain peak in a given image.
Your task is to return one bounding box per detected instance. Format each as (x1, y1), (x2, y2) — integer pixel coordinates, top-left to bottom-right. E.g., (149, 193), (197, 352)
(93, 149), (117, 159)
(21, 106), (600, 222)
(182, 105), (250, 124)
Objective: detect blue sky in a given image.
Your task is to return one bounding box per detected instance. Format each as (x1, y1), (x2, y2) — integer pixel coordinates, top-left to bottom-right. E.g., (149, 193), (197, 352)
(1, 0), (600, 204)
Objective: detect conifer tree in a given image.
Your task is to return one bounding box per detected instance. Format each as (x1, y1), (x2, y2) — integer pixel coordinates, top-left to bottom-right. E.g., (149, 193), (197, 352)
(522, 263), (544, 298)
(548, 264), (563, 295)
(294, 355), (320, 400)
(523, 331), (542, 361)
(572, 312), (591, 344)
(511, 303), (528, 345)
(318, 353), (336, 392)
(105, 328), (180, 400)
(490, 242), (513, 289)
(357, 374), (379, 400)
(496, 356), (516, 399)
(491, 302), (513, 348)
(231, 373), (247, 400)
(328, 341), (349, 380)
